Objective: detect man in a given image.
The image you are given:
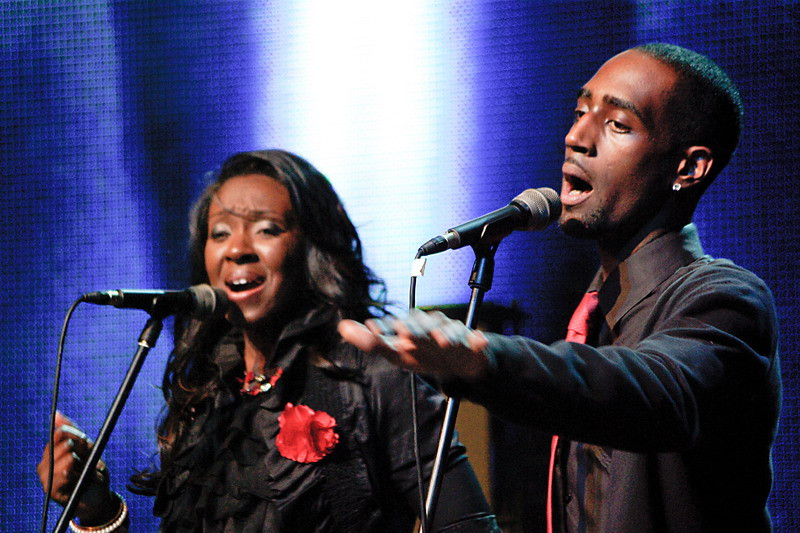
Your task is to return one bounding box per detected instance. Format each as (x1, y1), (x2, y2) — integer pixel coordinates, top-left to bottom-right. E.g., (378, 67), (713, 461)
(339, 43), (781, 532)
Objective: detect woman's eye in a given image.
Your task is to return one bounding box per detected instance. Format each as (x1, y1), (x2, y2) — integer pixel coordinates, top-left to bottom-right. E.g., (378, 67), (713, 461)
(256, 223), (285, 236)
(208, 224), (231, 240)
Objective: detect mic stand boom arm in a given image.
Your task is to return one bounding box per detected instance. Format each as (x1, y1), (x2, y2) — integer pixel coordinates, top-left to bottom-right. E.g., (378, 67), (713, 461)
(53, 316), (164, 533)
(423, 242), (497, 532)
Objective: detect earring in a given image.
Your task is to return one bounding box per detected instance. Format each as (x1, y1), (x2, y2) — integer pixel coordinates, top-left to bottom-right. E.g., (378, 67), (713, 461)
(672, 183), (681, 191)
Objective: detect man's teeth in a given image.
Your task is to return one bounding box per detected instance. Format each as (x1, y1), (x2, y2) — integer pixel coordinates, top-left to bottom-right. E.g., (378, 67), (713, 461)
(232, 279), (249, 286)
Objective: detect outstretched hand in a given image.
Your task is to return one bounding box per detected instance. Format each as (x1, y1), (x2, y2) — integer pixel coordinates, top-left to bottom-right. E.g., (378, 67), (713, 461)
(338, 309), (491, 380)
(37, 412), (118, 525)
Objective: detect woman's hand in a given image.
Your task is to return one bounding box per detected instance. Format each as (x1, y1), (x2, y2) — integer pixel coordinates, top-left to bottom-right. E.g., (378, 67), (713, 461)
(338, 309), (490, 380)
(37, 412), (119, 525)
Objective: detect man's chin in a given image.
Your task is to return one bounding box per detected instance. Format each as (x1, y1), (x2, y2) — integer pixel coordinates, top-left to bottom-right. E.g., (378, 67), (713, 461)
(559, 218), (599, 240)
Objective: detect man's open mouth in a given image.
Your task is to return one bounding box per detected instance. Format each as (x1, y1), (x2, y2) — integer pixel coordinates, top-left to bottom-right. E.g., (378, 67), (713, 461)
(565, 173), (592, 195)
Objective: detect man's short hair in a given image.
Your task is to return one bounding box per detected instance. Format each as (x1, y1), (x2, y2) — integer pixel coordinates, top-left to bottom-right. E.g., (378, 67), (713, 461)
(635, 43), (743, 178)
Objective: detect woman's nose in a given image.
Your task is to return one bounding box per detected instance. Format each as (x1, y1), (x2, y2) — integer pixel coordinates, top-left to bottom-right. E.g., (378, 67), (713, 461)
(225, 232), (257, 263)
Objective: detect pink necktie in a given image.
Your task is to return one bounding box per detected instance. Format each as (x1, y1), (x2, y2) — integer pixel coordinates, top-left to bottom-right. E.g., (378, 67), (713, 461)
(565, 290), (600, 343)
(547, 291), (600, 533)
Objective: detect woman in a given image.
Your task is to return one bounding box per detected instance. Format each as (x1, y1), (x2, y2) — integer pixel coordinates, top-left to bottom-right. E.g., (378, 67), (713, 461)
(39, 150), (499, 532)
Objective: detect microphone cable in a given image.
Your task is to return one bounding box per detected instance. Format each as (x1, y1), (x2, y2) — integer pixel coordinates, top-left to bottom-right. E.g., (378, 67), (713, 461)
(40, 296), (84, 533)
(408, 249), (427, 533)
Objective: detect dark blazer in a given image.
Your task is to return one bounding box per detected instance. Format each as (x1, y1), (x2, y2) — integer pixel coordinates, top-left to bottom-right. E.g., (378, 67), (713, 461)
(448, 225), (781, 532)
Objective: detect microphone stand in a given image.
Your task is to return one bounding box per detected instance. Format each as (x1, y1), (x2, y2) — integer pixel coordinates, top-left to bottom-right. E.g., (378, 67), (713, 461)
(53, 316), (164, 533)
(423, 242), (497, 532)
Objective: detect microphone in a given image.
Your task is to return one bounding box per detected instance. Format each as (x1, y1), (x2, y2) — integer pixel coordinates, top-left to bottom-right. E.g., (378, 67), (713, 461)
(81, 284), (229, 319)
(418, 187), (561, 256)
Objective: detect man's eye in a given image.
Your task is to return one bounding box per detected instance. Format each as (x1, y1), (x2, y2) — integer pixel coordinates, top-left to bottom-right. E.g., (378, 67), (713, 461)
(608, 120), (631, 133)
(573, 110), (585, 123)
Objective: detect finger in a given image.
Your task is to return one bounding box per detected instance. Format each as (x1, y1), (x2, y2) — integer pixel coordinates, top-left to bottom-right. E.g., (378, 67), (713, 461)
(42, 429), (90, 479)
(402, 309), (432, 337)
(68, 433), (94, 459)
(54, 412), (90, 443)
(412, 308), (449, 329)
(48, 422), (77, 446)
(339, 318), (429, 373)
(47, 447), (79, 494)
(391, 318), (414, 339)
(468, 329), (490, 352)
(338, 319), (382, 352)
(430, 320), (471, 348)
(70, 445), (108, 486)
(40, 426), (72, 469)
(59, 444), (109, 493)
(343, 318), (416, 352)
(66, 437), (107, 486)
(38, 438), (78, 501)
(367, 319), (420, 354)
(59, 424), (89, 442)
(65, 452), (82, 483)
(94, 459), (109, 485)
(401, 309), (446, 338)
(367, 316), (397, 337)
(55, 411), (77, 428)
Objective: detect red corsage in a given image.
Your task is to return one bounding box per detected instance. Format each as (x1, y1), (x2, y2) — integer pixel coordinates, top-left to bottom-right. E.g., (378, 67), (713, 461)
(276, 403), (339, 463)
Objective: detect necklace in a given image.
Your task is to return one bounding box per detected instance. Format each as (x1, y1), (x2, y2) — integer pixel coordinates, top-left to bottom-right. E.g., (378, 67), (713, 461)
(239, 367), (283, 396)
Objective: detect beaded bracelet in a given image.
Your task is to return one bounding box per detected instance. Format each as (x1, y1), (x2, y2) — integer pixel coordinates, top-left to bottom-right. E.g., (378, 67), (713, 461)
(69, 492), (128, 533)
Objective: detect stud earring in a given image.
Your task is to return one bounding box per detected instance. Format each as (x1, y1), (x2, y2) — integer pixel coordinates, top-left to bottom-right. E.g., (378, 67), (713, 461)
(672, 183), (681, 191)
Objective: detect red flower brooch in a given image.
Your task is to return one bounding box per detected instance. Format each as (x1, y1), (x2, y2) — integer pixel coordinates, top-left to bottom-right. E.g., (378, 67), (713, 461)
(276, 403), (339, 463)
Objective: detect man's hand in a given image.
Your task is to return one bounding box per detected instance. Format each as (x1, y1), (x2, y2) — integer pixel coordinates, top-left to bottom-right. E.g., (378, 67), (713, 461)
(338, 309), (491, 380)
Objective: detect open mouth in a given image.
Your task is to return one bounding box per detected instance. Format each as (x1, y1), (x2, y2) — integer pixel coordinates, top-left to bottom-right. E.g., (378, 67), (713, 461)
(226, 276), (266, 293)
(561, 160), (594, 207)
(565, 174), (592, 195)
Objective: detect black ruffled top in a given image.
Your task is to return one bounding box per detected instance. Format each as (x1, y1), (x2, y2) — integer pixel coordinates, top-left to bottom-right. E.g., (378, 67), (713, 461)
(152, 307), (500, 532)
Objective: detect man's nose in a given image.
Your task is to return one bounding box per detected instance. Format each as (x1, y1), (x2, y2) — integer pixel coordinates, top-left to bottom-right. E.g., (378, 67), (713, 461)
(565, 114), (595, 156)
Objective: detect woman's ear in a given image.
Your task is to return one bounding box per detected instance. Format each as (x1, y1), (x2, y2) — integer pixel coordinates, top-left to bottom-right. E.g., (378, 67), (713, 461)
(673, 146), (713, 192)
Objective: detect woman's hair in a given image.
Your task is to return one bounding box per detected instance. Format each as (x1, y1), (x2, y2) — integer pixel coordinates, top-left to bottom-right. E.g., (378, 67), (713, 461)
(188, 150), (386, 319)
(131, 150), (386, 491)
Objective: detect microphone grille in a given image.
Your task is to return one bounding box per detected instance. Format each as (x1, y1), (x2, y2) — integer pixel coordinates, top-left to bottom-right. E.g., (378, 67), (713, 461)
(189, 284), (229, 319)
(513, 187), (562, 230)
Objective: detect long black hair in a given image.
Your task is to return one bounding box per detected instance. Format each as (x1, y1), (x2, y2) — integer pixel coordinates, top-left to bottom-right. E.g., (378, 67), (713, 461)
(132, 150), (386, 489)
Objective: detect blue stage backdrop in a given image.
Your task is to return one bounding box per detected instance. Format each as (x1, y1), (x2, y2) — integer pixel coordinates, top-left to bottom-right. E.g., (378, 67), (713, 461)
(1, 2), (797, 531)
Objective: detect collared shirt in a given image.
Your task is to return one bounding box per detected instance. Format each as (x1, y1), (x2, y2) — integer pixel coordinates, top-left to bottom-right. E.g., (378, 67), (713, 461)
(449, 224), (781, 532)
(562, 225), (709, 532)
